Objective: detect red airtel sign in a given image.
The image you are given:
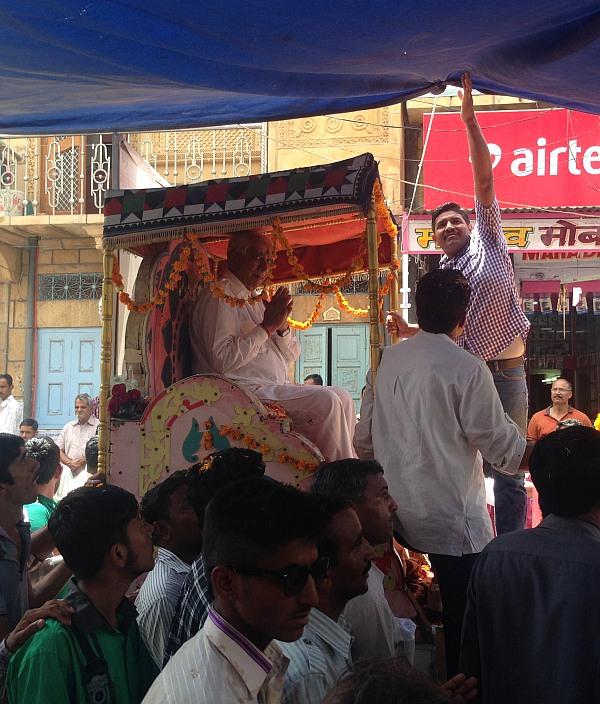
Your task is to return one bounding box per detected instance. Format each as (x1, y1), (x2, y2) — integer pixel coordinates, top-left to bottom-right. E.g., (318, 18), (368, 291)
(423, 109), (600, 209)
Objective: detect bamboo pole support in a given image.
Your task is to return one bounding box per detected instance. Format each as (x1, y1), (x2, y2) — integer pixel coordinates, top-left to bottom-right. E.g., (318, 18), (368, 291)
(367, 196), (381, 378)
(98, 247), (114, 480)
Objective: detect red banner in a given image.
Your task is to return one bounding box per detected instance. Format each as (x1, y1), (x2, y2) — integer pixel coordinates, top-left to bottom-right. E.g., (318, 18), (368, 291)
(423, 109), (600, 209)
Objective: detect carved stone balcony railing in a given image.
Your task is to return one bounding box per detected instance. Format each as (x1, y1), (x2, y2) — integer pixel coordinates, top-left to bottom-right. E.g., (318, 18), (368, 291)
(0, 125), (266, 218)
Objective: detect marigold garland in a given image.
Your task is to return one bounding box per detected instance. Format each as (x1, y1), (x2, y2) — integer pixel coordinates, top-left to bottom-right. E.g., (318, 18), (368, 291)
(335, 288), (368, 317)
(216, 425), (318, 472)
(595, 413), (600, 432)
(288, 293), (325, 330)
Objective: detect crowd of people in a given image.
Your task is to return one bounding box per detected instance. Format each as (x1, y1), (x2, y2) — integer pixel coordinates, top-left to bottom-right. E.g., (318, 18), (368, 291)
(0, 73), (599, 703)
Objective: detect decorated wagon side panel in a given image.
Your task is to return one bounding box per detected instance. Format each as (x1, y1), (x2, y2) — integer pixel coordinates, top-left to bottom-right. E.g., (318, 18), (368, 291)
(109, 375), (323, 499)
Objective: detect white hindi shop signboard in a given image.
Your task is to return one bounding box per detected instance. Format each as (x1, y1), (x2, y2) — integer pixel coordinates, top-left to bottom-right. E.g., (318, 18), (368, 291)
(403, 215), (600, 256)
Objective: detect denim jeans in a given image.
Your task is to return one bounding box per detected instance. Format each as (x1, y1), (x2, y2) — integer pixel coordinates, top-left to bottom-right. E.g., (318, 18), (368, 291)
(485, 364), (528, 534)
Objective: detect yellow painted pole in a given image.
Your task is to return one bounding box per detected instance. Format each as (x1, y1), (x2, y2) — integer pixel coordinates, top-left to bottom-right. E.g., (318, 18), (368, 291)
(367, 196), (380, 378)
(389, 231), (400, 344)
(98, 247), (114, 480)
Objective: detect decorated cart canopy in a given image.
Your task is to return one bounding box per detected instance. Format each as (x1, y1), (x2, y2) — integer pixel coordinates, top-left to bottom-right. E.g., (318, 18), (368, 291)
(102, 152), (396, 284)
(2, 0), (600, 135)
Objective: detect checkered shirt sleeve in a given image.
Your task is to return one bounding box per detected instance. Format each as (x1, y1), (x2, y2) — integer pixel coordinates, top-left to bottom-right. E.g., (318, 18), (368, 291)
(440, 198), (530, 360)
(163, 556), (211, 665)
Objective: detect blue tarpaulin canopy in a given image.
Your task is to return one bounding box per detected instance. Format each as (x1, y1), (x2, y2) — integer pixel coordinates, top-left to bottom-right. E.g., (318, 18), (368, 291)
(1, 0), (600, 135)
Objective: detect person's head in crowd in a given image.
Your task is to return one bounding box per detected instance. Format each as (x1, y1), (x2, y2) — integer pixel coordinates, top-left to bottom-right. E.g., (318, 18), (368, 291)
(312, 458), (398, 548)
(430, 201), (472, 259)
(550, 377), (573, 407)
(202, 476), (328, 649)
(0, 433), (38, 511)
(186, 447), (266, 529)
(49, 485), (154, 584)
(415, 269), (471, 337)
(25, 436), (61, 497)
(529, 425), (600, 519)
(85, 435), (99, 472)
(74, 393), (93, 425)
(226, 229), (275, 291)
(315, 495), (376, 617)
(323, 658), (454, 704)
(19, 418), (38, 440)
(141, 470), (202, 564)
(0, 373), (14, 402)
(304, 373), (323, 386)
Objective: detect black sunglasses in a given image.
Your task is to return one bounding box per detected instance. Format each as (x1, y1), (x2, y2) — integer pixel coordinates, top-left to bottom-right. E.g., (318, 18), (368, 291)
(232, 556), (329, 597)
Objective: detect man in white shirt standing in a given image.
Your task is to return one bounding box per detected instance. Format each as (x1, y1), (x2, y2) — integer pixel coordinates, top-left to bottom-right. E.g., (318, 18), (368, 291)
(0, 375), (23, 436)
(372, 268), (532, 678)
(55, 394), (99, 500)
(143, 477), (328, 704)
(136, 470), (203, 667)
(190, 230), (357, 460)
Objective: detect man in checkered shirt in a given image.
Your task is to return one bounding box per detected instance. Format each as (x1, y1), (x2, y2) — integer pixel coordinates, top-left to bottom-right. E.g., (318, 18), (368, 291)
(388, 74), (530, 534)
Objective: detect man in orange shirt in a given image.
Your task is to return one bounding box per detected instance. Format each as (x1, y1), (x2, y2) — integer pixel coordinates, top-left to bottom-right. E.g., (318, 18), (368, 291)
(527, 378), (592, 441)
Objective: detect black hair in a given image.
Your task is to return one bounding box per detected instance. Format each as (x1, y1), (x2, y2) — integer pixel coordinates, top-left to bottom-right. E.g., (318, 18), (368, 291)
(25, 436), (60, 485)
(202, 476), (327, 574)
(529, 425), (600, 517)
(0, 433), (24, 484)
(304, 374), (323, 385)
(141, 470), (189, 524)
(430, 201), (471, 232)
(415, 269), (471, 334)
(311, 459), (384, 505)
(328, 658), (451, 704)
(48, 485), (138, 580)
(20, 418), (38, 431)
(85, 436), (99, 471)
(186, 447), (265, 526)
(0, 374), (14, 386)
(313, 495), (352, 567)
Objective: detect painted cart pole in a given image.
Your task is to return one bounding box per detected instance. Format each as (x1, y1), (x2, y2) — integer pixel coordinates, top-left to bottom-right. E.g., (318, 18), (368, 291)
(367, 195), (381, 377)
(98, 247), (114, 478)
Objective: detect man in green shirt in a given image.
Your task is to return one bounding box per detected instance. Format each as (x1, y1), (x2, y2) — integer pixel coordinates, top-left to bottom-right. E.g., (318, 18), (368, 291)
(7, 485), (158, 703)
(23, 437), (62, 533)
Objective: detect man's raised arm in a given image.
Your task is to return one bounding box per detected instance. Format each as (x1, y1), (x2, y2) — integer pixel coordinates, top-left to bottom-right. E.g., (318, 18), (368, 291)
(460, 73), (494, 208)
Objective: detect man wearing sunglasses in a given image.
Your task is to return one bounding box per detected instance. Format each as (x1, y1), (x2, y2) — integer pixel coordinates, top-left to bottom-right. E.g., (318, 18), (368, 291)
(163, 447), (266, 663)
(143, 477), (328, 704)
(278, 496), (376, 704)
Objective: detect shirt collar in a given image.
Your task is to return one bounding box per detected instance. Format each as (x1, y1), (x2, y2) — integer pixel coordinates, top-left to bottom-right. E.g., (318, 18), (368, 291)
(205, 608), (288, 698)
(68, 416), (99, 428)
(156, 546), (192, 573)
(306, 608), (353, 657)
(540, 514), (600, 541)
(223, 269), (253, 298)
(63, 579), (138, 635)
(0, 395), (15, 408)
(439, 237), (471, 266)
(544, 405), (573, 417)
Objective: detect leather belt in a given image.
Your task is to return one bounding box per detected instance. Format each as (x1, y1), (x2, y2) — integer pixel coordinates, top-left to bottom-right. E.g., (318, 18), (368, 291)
(486, 355), (525, 372)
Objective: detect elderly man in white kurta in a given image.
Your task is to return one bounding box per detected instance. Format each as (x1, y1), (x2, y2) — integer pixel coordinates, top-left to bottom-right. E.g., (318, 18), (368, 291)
(190, 230), (356, 460)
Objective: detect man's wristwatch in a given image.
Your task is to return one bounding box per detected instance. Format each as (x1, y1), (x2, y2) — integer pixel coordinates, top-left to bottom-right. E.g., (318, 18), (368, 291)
(277, 327), (290, 337)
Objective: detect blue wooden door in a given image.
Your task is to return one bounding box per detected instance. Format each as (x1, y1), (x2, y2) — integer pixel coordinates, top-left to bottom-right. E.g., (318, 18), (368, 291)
(331, 325), (368, 412)
(297, 327), (327, 384)
(36, 328), (101, 431)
